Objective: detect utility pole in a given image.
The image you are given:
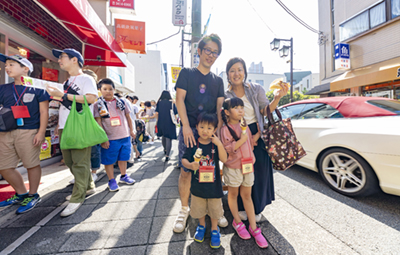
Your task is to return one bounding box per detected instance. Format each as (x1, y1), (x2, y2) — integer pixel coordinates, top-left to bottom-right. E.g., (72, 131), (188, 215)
(191, 0), (201, 67)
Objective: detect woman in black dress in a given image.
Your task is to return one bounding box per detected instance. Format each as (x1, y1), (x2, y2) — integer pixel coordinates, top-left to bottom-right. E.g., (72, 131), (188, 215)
(155, 90), (178, 161)
(225, 57), (288, 221)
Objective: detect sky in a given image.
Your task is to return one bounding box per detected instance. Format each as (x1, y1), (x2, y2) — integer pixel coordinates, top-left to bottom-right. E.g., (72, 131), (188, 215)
(131, 0), (320, 76)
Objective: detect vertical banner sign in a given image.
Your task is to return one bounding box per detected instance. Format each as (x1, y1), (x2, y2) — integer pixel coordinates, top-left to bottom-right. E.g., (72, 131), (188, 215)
(172, 0), (187, 26)
(335, 43), (350, 70)
(115, 19), (145, 54)
(191, 43), (200, 68)
(171, 67), (182, 83)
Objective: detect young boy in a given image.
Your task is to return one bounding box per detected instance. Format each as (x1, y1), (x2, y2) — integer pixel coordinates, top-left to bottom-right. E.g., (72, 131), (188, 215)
(47, 48), (97, 217)
(182, 113), (227, 249)
(0, 54), (50, 214)
(93, 78), (136, 191)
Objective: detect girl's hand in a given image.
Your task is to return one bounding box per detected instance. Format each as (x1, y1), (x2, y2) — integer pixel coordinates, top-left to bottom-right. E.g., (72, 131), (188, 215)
(240, 132), (248, 142)
(101, 141), (110, 149)
(211, 134), (222, 147)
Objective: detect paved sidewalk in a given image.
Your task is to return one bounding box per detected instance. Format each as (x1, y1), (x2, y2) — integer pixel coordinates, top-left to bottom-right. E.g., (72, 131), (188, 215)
(0, 141), (279, 255)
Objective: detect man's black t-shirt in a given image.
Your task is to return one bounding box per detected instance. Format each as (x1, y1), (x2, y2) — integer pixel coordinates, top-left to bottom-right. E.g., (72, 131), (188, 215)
(175, 68), (224, 128)
(183, 141), (224, 199)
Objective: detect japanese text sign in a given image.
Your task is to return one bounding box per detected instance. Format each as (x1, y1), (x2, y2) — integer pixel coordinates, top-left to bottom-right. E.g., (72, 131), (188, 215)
(115, 19), (145, 54)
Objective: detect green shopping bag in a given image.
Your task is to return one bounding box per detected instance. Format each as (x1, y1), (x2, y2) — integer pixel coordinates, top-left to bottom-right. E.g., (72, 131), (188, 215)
(60, 95), (108, 150)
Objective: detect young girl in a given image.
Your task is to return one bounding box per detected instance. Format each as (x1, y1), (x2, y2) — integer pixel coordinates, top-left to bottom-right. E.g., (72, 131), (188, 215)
(182, 112), (228, 249)
(220, 97), (268, 248)
(93, 78), (136, 192)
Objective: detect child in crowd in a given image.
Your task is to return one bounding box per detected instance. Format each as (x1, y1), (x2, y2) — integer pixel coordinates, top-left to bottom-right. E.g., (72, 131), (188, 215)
(0, 54), (50, 214)
(182, 113), (227, 249)
(220, 98), (268, 248)
(141, 101), (157, 145)
(134, 119), (147, 161)
(93, 78), (136, 191)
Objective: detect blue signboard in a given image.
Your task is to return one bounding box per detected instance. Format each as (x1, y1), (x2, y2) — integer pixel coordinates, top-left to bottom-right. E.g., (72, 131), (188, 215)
(335, 43), (350, 59)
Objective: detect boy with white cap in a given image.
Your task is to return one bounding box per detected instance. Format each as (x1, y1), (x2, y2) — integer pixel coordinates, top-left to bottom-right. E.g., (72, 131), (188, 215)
(0, 54), (50, 214)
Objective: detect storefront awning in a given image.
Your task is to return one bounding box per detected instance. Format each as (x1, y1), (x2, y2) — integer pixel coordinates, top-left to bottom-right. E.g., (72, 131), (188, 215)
(305, 83), (330, 95)
(36, 0), (126, 67)
(330, 57), (400, 92)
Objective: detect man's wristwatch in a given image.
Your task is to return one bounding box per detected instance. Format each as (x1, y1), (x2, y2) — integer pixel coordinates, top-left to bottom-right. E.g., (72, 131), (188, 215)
(62, 93), (68, 101)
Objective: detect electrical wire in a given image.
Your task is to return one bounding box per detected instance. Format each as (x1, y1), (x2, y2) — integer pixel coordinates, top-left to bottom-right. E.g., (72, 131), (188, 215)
(275, 0), (321, 34)
(246, 0), (276, 36)
(147, 27), (182, 45)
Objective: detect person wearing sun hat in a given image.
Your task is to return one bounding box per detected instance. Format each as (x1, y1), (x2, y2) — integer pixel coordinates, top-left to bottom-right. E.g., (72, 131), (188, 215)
(0, 54), (50, 214)
(46, 48), (98, 217)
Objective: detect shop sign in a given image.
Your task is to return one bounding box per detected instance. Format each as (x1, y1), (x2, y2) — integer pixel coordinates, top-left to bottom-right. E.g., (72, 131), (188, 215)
(172, 0), (187, 26)
(191, 43), (199, 68)
(115, 19), (145, 54)
(42, 68), (59, 82)
(110, 0), (135, 14)
(171, 67), (182, 83)
(335, 43), (350, 70)
(109, 67), (123, 85)
(397, 68), (400, 78)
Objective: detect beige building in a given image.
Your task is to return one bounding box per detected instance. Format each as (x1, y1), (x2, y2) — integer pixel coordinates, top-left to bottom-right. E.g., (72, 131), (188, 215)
(317, 0), (400, 99)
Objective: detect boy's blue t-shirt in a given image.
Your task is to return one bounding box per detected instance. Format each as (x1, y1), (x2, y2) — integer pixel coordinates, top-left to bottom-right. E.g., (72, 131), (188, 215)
(0, 83), (50, 130)
(183, 141), (224, 199)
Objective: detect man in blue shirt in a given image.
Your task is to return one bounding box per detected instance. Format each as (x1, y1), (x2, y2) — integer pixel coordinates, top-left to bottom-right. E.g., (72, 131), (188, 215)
(0, 54), (50, 214)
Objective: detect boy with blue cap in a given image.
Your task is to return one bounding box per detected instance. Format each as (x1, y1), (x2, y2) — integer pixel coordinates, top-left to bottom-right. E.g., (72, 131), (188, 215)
(0, 54), (50, 214)
(47, 48), (98, 217)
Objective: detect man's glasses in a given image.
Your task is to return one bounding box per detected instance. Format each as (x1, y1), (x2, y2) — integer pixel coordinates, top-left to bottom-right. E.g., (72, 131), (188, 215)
(202, 48), (219, 58)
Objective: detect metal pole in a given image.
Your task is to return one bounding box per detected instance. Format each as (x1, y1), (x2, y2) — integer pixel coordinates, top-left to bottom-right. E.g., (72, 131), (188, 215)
(290, 37), (294, 102)
(181, 30), (184, 68)
(191, 0), (201, 67)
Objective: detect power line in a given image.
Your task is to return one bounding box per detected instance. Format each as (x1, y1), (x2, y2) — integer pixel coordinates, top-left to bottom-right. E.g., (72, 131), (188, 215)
(275, 0), (321, 34)
(246, 0), (276, 36)
(147, 27), (182, 45)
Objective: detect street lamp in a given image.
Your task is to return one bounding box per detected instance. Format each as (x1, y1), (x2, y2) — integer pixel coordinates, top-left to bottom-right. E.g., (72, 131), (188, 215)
(270, 37), (294, 102)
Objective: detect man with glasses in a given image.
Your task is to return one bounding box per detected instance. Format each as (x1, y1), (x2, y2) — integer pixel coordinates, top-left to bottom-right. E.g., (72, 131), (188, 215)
(173, 34), (227, 233)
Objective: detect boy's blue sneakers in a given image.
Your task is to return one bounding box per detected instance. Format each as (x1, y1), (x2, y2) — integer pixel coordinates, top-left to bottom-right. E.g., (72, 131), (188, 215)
(210, 227), (221, 249)
(0, 193), (26, 208)
(194, 224), (206, 243)
(120, 175), (136, 185)
(16, 194), (41, 214)
(108, 179), (119, 192)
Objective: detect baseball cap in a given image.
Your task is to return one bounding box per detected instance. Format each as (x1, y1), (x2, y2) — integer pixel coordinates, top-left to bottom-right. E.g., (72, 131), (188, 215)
(0, 54), (34, 72)
(52, 48), (84, 67)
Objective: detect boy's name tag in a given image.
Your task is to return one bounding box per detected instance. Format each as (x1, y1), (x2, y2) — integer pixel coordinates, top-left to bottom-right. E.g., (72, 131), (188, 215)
(199, 165), (215, 183)
(11, 105), (30, 119)
(241, 157), (254, 175)
(110, 116), (121, 126)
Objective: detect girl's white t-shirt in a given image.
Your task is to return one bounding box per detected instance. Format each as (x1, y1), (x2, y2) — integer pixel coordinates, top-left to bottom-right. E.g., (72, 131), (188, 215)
(240, 94), (258, 125)
(58, 74), (98, 129)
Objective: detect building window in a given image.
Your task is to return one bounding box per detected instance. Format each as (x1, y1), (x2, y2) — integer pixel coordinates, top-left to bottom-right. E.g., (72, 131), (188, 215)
(340, 2), (386, 41)
(393, 0), (400, 18)
(255, 80), (264, 86)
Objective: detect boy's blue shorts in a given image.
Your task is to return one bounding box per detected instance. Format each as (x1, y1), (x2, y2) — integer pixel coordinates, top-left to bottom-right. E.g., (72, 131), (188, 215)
(101, 137), (131, 165)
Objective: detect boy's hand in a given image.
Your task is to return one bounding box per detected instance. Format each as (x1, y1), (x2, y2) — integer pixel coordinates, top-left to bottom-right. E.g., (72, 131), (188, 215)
(192, 161), (200, 171)
(101, 141), (110, 149)
(33, 132), (45, 147)
(211, 134), (222, 147)
(130, 131), (136, 139)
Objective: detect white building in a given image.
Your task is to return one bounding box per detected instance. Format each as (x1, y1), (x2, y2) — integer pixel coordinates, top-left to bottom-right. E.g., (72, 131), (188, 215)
(294, 73), (320, 93)
(127, 50), (166, 102)
(219, 72), (286, 92)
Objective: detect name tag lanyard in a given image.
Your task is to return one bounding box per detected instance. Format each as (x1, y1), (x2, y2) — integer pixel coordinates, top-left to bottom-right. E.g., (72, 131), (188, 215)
(229, 124), (254, 175)
(106, 99), (122, 126)
(12, 84), (30, 125)
(197, 139), (215, 183)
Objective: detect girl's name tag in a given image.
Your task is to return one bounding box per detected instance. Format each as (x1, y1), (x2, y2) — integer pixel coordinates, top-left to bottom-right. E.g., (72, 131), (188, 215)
(241, 157), (254, 175)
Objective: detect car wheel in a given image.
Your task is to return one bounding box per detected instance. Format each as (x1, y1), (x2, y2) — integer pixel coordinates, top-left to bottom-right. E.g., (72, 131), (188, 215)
(318, 148), (379, 197)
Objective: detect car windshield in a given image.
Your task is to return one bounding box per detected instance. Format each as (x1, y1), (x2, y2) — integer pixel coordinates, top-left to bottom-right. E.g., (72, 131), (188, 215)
(367, 100), (400, 115)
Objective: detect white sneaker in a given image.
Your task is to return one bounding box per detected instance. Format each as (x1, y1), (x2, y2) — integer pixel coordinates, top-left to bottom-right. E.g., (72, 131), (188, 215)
(92, 173), (98, 182)
(218, 215), (228, 228)
(173, 207), (190, 233)
(238, 211), (248, 221)
(66, 188), (96, 201)
(149, 141), (154, 145)
(255, 213), (262, 223)
(69, 179), (75, 184)
(60, 202), (82, 217)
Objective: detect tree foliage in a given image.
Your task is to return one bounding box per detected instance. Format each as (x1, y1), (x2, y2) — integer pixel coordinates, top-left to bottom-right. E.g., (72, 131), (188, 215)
(266, 90), (319, 107)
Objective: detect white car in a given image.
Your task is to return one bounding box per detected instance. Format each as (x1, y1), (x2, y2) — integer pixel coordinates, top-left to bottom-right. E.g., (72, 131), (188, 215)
(275, 96), (400, 197)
